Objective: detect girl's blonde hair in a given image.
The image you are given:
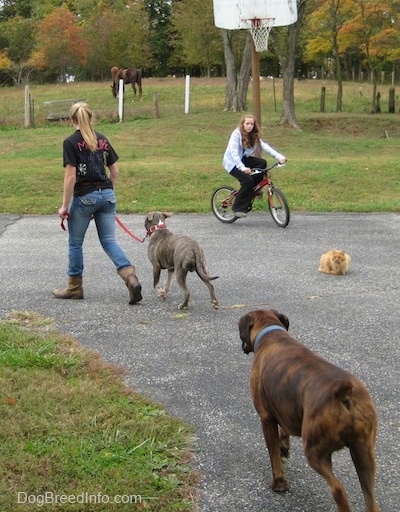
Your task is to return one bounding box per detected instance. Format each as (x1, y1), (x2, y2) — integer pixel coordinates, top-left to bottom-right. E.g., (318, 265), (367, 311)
(69, 102), (98, 152)
(239, 114), (261, 149)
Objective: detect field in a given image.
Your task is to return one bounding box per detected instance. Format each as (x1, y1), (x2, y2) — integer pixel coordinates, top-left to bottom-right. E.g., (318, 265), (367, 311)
(0, 77), (399, 214)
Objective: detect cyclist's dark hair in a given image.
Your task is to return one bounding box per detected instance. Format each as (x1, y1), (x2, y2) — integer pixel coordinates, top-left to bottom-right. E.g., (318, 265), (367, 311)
(239, 114), (261, 149)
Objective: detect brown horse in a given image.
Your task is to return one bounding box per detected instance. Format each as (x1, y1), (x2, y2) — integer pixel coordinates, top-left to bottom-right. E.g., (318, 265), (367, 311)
(111, 67), (143, 100)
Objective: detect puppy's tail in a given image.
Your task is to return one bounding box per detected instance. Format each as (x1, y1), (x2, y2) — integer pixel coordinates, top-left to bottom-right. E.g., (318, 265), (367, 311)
(195, 263), (219, 282)
(196, 266), (219, 281)
(193, 252), (218, 281)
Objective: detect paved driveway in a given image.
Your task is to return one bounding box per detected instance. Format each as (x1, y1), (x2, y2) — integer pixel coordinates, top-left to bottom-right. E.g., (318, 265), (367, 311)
(0, 212), (398, 511)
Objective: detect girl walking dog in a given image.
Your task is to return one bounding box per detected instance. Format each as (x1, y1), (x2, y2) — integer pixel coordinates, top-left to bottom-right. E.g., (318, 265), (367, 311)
(53, 102), (142, 304)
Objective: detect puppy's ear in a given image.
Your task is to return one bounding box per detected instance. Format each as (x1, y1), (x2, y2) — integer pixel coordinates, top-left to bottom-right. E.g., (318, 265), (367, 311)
(162, 212), (173, 219)
(146, 212), (154, 221)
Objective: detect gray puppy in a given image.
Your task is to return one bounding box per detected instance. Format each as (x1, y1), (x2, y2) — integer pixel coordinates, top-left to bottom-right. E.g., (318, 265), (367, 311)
(144, 212), (219, 310)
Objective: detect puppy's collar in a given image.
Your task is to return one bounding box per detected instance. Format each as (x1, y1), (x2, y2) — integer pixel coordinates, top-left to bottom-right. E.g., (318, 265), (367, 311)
(254, 325), (286, 352)
(146, 223), (167, 236)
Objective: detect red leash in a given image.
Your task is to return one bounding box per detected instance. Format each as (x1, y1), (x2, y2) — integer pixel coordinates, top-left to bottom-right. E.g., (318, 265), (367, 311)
(60, 214), (145, 243)
(115, 216), (145, 243)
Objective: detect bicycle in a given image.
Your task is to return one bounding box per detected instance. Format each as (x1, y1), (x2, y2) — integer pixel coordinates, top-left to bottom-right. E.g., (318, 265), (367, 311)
(211, 162), (290, 228)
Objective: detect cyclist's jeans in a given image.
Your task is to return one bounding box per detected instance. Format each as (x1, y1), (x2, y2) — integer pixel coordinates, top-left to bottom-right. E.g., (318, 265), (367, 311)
(230, 157), (266, 212)
(67, 188), (131, 277)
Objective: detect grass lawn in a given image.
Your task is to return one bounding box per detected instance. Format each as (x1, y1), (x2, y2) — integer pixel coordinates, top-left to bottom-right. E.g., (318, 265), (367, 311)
(0, 77), (399, 214)
(0, 312), (197, 511)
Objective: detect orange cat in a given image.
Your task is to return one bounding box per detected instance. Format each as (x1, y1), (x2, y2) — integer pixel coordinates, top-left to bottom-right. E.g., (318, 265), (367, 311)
(318, 249), (351, 275)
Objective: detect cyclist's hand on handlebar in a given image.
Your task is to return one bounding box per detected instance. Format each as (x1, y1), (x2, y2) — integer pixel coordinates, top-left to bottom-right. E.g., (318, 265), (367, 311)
(278, 158), (287, 165)
(243, 167), (252, 175)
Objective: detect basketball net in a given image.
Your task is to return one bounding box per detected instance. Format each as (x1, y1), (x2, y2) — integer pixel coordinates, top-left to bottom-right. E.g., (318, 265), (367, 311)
(244, 18), (275, 52)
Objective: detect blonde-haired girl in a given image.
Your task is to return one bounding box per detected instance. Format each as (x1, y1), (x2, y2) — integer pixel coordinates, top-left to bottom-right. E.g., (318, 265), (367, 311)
(53, 102), (142, 304)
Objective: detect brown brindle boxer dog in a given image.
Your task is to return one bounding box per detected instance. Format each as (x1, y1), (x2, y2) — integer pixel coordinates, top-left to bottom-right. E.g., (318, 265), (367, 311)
(239, 309), (380, 512)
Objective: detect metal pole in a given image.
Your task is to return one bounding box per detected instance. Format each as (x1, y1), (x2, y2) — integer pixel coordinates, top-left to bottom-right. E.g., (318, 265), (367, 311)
(118, 78), (124, 122)
(24, 85), (30, 127)
(251, 41), (261, 128)
(184, 74), (190, 114)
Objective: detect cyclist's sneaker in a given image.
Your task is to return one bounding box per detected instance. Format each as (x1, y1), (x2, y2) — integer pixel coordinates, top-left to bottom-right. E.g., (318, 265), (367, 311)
(233, 211), (247, 218)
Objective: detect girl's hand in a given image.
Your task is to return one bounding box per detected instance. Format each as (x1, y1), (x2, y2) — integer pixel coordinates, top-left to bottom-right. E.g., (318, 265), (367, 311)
(243, 167), (252, 174)
(58, 206), (69, 219)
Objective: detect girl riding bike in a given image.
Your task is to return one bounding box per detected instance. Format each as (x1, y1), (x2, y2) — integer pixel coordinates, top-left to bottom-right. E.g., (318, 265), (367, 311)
(222, 114), (287, 218)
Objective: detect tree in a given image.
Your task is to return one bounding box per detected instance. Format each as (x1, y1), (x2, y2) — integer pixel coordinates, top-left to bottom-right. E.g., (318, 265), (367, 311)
(272, 0), (307, 128)
(221, 29), (252, 111)
(31, 5), (89, 79)
(306, 0), (357, 112)
(81, 4), (119, 80)
(145, 0), (174, 76)
(341, 0), (396, 112)
(171, 0), (223, 76)
(305, 0), (399, 113)
(108, 0), (152, 69)
(1, 15), (37, 84)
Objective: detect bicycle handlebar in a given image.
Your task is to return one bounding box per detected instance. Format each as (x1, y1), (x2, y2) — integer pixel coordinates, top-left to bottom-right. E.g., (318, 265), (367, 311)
(250, 162), (285, 175)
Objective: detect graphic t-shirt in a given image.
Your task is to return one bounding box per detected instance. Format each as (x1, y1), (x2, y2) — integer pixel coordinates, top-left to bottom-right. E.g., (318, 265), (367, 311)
(63, 130), (119, 196)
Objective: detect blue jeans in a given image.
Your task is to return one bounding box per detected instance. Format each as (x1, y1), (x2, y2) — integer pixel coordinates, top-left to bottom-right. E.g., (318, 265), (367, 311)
(67, 188), (131, 276)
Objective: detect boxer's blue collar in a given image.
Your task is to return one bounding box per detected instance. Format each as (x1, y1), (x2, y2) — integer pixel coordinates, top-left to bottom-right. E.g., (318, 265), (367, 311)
(254, 325), (286, 352)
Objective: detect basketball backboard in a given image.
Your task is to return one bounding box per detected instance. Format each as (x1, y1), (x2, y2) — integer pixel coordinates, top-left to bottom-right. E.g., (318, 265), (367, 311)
(213, 0), (297, 30)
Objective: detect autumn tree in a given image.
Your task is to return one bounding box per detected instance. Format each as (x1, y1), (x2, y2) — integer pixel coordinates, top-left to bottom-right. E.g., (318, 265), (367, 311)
(306, 0), (357, 112)
(0, 15), (37, 84)
(341, 0), (396, 112)
(31, 5), (89, 79)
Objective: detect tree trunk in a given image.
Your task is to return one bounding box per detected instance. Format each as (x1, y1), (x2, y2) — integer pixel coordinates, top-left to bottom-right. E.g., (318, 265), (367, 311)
(279, 23), (300, 129)
(277, 0), (306, 129)
(332, 32), (342, 112)
(236, 36), (252, 110)
(370, 69), (378, 113)
(222, 29), (251, 112)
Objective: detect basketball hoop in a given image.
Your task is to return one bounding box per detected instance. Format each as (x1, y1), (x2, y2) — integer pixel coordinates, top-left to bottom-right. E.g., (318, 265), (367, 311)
(243, 18), (275, 52)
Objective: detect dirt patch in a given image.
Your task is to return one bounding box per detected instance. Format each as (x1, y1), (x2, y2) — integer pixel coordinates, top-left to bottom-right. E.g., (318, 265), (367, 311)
(299, 115), (398, 138)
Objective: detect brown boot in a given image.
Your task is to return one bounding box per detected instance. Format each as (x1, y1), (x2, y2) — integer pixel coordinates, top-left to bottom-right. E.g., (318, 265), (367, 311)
(117, 266), (142, 304)
(53, 276), (84, 299)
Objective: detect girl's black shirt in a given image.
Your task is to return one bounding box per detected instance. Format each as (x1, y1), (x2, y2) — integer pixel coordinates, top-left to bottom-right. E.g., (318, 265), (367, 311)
(63, 130), (119, 196)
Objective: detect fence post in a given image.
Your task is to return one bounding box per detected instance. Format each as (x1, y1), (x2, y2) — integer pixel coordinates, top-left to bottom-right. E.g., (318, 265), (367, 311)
(320, 86), (326, 112)
(388, 87), (395, 113)
(184, 74), (190, 114)
(24, 85), (30, 127)
(153, 92), (160, 118)
(118, 78), (124, 122)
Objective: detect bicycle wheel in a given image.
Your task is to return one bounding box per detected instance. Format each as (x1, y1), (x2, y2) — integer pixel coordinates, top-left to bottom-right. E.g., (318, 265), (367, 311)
(211, 186), (238, 223)
(268, 187), (290, 227)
